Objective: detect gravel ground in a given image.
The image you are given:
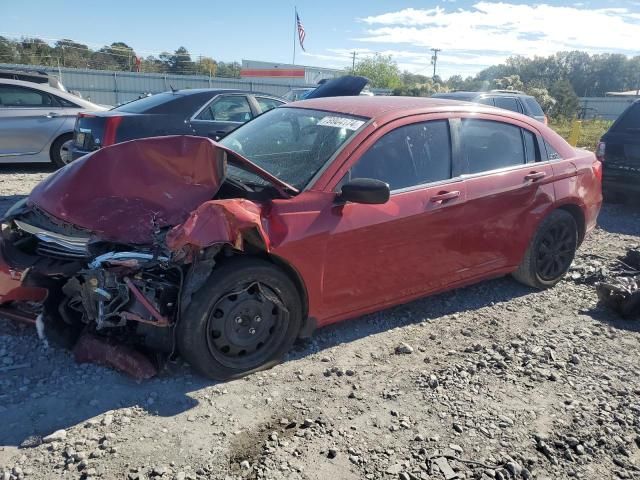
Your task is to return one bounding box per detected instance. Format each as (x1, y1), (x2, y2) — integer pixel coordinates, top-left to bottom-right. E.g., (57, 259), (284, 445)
(1, 166), (640, 480)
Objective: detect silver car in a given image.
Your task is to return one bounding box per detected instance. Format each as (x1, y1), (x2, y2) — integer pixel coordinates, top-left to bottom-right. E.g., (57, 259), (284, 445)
(0, 79), (108, 167)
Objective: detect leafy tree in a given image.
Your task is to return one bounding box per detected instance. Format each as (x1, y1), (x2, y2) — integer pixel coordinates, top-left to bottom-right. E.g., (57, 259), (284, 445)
(549, 79), (579, 118)
(353, 53), (402, 89)
(98, 42), (136, 70)
(216, 61), (241, 78)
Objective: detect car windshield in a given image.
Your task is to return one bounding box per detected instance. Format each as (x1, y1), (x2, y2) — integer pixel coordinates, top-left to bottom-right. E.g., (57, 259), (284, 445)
(219, 107), (368, 190)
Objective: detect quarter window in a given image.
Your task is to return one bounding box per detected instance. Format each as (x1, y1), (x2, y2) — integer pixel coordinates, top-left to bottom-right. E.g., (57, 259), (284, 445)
(523, 130), (539, 163)
(198, 95), (252, 122)
(460, 119), (526, 174)
(0, 85), (56, 107)
(347, 120), (452, 191)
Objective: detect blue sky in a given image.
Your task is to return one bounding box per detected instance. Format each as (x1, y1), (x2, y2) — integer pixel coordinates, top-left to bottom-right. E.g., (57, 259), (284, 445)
(3, 0), (640, 78)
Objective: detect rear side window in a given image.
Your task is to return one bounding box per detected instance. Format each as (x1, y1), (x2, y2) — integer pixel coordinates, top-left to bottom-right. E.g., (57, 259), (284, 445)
(255, 96), (284, 113)
(613, 103), (640, 132)
(523, 97), (544, 116)
(198, 95), (252, 122)
(460, 119), (526, 173)
(493, 96), (521, 113)
(348, 120), (452, 191)
(477, 97), (494, 106)
(0, 85), (56, 107)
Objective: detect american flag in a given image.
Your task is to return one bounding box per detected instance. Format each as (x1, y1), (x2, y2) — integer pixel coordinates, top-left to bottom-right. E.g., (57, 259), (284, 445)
(296, 11), (306, 52)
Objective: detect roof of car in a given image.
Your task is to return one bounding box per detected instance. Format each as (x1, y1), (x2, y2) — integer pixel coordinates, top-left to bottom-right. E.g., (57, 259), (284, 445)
(432, 91), (532, 99)
(288, 95), (477, 118)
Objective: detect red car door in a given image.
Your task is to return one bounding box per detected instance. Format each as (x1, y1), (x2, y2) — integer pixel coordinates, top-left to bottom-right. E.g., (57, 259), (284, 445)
(454, 115), (555, 277)
(319, 116), (468, 322)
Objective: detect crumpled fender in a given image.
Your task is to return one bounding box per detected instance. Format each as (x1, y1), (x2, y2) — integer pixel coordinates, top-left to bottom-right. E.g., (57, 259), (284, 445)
(166, 199), (270, 252)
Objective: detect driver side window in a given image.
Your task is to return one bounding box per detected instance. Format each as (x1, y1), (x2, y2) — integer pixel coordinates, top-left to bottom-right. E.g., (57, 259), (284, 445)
(340, 120), (452, 192)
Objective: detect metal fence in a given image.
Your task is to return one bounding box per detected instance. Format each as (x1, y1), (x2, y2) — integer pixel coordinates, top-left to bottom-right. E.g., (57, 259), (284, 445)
(0, 63), (320, 105)
(578, 96), (637, 121)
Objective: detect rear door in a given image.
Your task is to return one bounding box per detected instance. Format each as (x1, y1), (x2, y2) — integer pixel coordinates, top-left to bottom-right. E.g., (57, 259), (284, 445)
(454, 116), (555, 276)
(603, 102), (640, 180)
(190, 94), (255, 140)
(321, 116), (468, 318)
(0, 84), (66, 158)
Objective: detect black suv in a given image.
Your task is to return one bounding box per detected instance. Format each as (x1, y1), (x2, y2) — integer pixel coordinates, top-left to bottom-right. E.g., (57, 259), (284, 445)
(432, 90), (547, 124)
(597, 99), (640, 199)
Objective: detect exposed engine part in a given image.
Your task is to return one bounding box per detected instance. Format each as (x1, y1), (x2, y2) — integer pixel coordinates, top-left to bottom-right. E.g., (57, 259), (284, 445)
(89, 251), (170, 269)
(61, 253), (181, 331)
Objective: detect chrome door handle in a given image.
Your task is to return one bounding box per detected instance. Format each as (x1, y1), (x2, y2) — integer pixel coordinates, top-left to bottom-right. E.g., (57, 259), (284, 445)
(45, 112), (60, 118)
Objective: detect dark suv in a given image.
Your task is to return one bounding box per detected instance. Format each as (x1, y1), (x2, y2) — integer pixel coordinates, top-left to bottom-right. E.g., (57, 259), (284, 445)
(597, 99), (640, 199)
(432, 90), (547, 124)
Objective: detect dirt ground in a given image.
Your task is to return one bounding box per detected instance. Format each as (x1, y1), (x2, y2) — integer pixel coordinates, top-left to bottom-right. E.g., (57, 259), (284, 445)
(1, 166), (639, 480)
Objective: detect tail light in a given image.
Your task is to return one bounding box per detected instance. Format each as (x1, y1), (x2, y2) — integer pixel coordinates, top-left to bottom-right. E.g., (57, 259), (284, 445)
(102, 116), (123, 146)
(543, 115), (548, 126)
(593, 159), (603, 183)
(596, 141), (606, 162)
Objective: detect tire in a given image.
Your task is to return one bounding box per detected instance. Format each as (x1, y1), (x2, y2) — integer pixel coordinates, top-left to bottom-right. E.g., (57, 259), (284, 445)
(512, 210), (578, 289)
(177, 256), (303, 381)
(50, 133), (74, 168)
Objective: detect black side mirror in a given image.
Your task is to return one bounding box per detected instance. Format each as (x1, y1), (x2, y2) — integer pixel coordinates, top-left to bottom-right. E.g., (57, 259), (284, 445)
(337, 178), (390, 205)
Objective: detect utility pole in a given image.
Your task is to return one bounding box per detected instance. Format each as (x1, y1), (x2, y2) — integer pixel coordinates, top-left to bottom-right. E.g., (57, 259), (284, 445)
(430, 48), (441, 79)
(352, 51), (357, 72)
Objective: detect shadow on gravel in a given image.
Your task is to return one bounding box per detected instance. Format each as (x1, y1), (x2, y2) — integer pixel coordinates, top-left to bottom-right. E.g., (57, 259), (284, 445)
(583, 305), (640, 334)
(597, 201), (640, 237)
(0, 164), (56, 175)
(289, 275), (533, 361)
(0, 322), (210, 446)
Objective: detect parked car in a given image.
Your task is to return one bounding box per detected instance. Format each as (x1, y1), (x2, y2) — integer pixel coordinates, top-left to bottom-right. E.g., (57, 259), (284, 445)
(71, 75), (369, 162)
(432, 90), (547, 124)
(71, 89), (286, 162)
(597, 99), (640, 200)
(0, 96), (601, 380)
(0, 79), (108, 167)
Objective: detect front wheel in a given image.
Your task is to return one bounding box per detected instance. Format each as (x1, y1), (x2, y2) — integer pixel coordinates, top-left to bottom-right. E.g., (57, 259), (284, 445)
(512, 210), (578, 289)
(177, 257), (302, 381)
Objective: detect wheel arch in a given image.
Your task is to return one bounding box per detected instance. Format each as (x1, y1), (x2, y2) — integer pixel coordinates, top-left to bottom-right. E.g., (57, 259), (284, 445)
(555, 203), (586, 246)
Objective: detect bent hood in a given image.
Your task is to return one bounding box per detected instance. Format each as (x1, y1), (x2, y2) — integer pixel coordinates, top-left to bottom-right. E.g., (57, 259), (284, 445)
(28, 136), (228, 244)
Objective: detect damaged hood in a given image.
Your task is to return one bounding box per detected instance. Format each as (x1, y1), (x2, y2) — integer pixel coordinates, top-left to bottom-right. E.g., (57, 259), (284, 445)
(28, 136), (228, 244)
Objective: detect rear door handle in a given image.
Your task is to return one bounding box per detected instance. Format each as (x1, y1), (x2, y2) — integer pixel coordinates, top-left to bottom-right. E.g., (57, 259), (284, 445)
(524, 171), (546, 181)
(430, 190), (461, 203)
(45, 112), (60, 118)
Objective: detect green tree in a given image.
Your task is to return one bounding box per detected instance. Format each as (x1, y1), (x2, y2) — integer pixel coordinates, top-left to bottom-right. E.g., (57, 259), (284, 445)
(98, 42), (136, 70)
(549, 79), (579, 118)
(353, 53), (402, 89)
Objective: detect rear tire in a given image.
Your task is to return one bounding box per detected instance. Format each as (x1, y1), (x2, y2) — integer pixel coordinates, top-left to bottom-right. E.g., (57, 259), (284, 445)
(512, 210), (578, 289)
(177, 256), (302, 381)
(50, 133), (73, 168)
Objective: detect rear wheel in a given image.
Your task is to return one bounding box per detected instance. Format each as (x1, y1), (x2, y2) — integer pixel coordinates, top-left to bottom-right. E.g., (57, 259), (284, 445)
(50, 133), (74, 168)
(513, 210), (578, 289)
(177, 257), (302, 381)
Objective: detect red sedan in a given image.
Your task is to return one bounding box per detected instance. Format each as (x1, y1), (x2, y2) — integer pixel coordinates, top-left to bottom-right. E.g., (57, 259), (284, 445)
(0, 96), (602, 380)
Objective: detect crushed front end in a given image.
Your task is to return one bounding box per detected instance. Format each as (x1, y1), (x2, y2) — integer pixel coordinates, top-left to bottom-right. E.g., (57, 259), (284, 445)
(0, 203), (184, 355)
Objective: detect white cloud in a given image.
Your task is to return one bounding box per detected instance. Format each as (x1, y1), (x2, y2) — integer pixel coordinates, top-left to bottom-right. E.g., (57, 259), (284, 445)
(353, 2), (640, 77)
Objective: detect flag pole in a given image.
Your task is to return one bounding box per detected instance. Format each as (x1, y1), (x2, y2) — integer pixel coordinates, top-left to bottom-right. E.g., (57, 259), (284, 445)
(292, 7), (296, 65)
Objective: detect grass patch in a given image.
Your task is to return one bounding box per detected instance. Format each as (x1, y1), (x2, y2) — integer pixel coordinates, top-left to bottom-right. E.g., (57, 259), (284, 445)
(549, 118), (612, 151)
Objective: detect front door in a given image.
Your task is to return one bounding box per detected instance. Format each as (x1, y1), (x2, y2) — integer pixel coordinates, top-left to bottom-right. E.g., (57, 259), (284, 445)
(321, 117), (468, 320)
(0, 84), (65, 158)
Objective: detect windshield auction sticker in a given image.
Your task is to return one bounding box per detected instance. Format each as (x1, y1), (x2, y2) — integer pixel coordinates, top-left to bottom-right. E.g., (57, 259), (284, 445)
(317, 116), (365, 131)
